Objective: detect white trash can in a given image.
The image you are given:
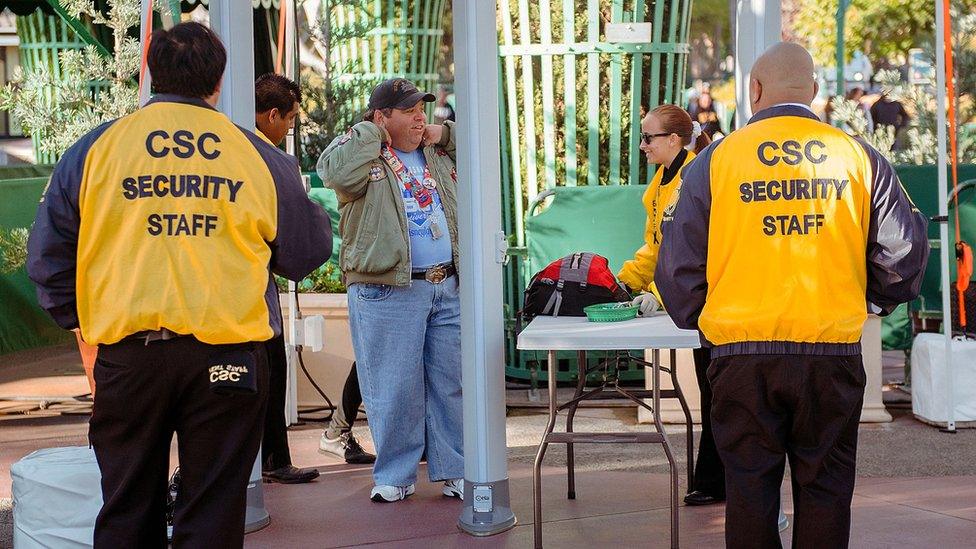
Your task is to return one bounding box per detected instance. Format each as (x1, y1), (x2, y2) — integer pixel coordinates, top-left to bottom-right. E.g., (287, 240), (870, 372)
(11, 446), (102, 549)
(911, 333), (976, 425)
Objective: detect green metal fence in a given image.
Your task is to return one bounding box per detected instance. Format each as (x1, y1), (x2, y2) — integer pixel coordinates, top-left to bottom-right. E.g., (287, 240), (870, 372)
(497, 0), (694, 382)
(326, 0), (447, 116)
(15, 11), (89, 165)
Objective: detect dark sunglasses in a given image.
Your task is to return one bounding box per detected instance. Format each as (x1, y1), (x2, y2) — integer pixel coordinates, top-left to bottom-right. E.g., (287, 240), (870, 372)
(640, 132), (673, 144)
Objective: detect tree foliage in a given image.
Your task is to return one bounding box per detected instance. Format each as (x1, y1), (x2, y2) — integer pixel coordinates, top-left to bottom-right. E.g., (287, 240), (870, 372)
(0, 228), (28, 275)
(0, 0), (147, 157)
(829, 7), (976, 165)
(794, 0), (976, 68)
(299, 1), (380, 170)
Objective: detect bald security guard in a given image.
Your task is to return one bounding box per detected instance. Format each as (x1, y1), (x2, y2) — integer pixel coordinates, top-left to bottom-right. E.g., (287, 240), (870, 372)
(27, 23), (332, 548)
(655, 42), (928, 549)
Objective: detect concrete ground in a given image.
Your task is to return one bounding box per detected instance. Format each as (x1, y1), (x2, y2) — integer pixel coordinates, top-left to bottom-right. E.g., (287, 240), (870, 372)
(2, 346), (976, 547)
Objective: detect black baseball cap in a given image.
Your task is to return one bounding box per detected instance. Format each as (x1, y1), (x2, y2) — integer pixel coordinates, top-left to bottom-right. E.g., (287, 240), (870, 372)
(367, 78), (435, 110)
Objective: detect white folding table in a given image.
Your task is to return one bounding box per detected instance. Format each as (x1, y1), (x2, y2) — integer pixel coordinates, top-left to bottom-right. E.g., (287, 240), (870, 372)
(517, 315), (701, 549)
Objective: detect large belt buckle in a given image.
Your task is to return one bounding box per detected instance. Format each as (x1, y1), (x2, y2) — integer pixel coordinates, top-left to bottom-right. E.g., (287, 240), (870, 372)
(425, 265), (447, 284)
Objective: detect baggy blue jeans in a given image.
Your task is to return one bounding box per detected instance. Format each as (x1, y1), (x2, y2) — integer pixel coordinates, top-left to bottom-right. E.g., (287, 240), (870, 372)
(346, 275), (464, 486)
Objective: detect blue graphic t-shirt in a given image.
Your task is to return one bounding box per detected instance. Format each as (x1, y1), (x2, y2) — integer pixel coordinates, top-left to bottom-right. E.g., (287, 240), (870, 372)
(392, 147), (454, 269)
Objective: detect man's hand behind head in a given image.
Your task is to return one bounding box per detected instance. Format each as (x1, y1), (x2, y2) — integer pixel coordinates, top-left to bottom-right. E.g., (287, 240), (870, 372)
(422, 124), (443, 147)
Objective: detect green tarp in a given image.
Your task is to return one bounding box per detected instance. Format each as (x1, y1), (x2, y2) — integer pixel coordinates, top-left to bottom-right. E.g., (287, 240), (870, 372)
(881, 303), (913, 351)
(524, 185), (647, 280)
(0, 164), (53, 180)
(0, 176), (72, 354)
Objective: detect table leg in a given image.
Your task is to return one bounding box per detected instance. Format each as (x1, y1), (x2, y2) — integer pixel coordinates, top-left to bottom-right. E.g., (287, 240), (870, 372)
(669, 348), (695, 492)
(533, 350), (559, 549)
(565, 350), (587, 500)
(653, 349), (679, 548)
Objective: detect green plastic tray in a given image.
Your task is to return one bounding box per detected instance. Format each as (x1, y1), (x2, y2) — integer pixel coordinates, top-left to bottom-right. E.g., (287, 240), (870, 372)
(583, 302), (639, 322)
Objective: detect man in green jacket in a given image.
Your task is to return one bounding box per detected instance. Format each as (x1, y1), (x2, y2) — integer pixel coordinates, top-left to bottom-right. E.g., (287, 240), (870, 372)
(317, 78), (463, 503)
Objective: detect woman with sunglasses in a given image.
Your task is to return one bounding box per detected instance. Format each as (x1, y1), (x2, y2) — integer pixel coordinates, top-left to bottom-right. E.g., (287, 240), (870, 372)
(617, 104), (724, 507)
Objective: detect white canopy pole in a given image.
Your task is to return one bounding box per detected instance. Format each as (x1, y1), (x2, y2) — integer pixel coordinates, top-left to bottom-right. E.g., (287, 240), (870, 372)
(282, 0), (301, 427)
(138, 1), (153, 106)
(454, 0), (517, 536)
(934, 0), (956, 432)
(211, 4), (255, 128)
(210, 0), (271, 531)
(733, 0), (781, 128)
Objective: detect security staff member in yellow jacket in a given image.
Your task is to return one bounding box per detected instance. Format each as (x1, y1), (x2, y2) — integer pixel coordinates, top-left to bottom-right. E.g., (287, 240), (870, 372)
(656, 43), (928, 549)
(618, 104), (725, 506)
(26, 23), (332, 548)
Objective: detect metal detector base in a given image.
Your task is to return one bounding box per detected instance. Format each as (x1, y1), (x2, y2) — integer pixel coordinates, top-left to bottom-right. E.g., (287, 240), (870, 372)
(245, 478), (271, 533)
(458, 519), (517, 537)
(458, 479), (517, 536)
(245, 511), (271, 534)
(245, 455), (271, 534)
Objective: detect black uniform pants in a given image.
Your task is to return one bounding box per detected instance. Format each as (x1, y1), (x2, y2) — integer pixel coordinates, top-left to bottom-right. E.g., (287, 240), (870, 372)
(262, 335), (292, 471)
(90, 337), (269, 549)
(708, 354), (865, 549)
(691, 347), (725, 496)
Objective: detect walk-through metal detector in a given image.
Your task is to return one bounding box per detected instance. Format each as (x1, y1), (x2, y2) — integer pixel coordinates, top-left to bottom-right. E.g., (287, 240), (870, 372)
(454, 0), (517, 536)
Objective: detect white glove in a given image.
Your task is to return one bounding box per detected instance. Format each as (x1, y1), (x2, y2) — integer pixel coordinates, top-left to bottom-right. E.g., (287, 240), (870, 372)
(631, 293), (661, 316)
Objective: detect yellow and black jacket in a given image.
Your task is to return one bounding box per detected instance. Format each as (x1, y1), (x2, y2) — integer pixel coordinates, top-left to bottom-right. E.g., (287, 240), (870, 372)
(655, 104), (928, 358)
(618, 149), (696, 295)
(27, 95), (333, 345)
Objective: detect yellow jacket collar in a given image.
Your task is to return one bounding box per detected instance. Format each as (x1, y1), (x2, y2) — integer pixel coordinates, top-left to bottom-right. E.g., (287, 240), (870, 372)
(256, 129), (276, 146)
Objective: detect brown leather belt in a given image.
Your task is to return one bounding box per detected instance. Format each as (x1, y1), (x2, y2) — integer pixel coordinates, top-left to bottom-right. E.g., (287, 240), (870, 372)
(411, 263), (456, 284)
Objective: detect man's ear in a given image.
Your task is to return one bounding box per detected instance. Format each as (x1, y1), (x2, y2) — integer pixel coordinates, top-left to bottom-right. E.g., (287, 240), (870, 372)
(269, 107), (281, 122)
(811, 80), (820, 103)
(750, 78), (762, 106)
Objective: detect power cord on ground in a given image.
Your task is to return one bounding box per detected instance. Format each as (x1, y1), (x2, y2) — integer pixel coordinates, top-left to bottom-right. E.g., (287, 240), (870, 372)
(293, 283), (336, 422)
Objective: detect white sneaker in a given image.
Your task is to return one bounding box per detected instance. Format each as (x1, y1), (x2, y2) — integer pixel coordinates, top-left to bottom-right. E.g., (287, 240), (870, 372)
(442, 478), (464, 500)
(319, 431), (376, 464)
(370, 483), (415, 502)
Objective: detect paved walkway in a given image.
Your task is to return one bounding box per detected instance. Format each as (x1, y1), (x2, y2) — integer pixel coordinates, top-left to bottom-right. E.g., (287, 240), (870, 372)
(3, 407), (976, 548)
(3, 346), (976, 547)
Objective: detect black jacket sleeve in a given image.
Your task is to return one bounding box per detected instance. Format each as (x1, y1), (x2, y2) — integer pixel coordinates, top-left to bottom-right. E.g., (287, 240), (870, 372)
(858, 139), (930, 315)
(244, 131), (334, 282)
(26, 121), (115, 330)
(654, 141), (719, 331)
